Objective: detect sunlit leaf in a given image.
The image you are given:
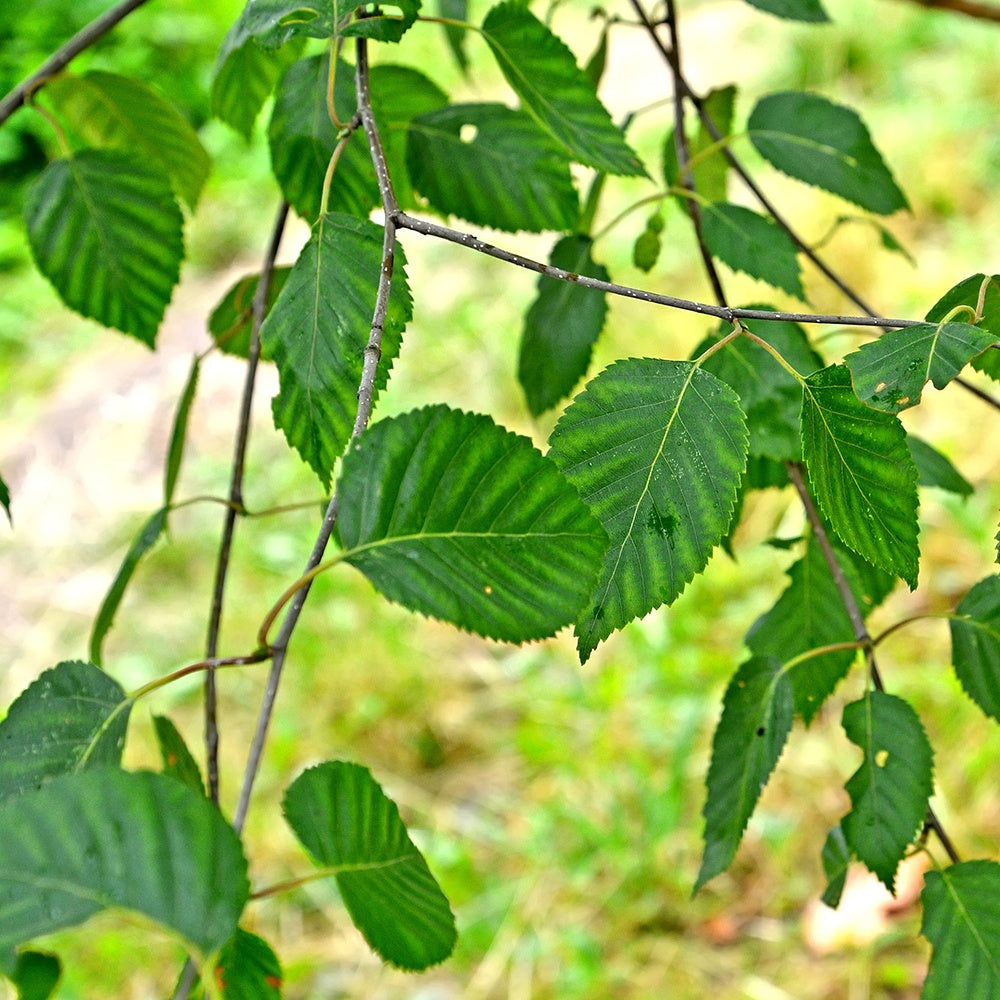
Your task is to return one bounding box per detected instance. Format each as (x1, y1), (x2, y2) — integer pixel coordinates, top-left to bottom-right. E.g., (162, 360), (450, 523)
(480, 1), (646, 177)
(548, 359), (748, 662)
(261, 213), (411, 489)
(748, 92), (908, 214)
(0, 769), (249, 957)
(950, 575), (1000, 723)
(742, 0), (829, 21)
(840, 691), (933, 891)
(336, 405), (608, 642)
(407, 103), (578, 232)
(214, 929), (281, 999)
(921, 861), (1000, 999)
(821, 825), (850, 908)
(208, 267), (291, 359)
(0, 661), (129, 802)
(696, 656), (794, 891)
(700, 203), (804, 300)
(164, 357), (200, 511)
(24, 151), (183, 346)
(518, 235), (609, 415)
(800, 364), (919, 587)
(925, 272), (1000, 383)
(283, 761), (456, 969)
(153, 716), (205, 796)
(845, 321), (996, 412)
(907, 435), (972, 497)
(44, 71), (209, 209)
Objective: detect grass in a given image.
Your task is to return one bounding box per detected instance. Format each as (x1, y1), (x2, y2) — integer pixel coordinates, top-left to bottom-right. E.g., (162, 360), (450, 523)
(2, 0), (1000, 997)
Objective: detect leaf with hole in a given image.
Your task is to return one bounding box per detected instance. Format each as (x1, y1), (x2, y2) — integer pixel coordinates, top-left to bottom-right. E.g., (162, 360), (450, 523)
(840, 691), (933, 891)
(0, 661), (130, 803)
(480, 2), (646, 177)
(696, 656), (794, 891)
(0, 769), (249, 957)
(845, 321), (996, 412)
(336, 405), (607, 641)
(25, 151), (184, 346)
(748, 91), (907, 214)
(548, 358), (748, 662)
(950, 575), (1000, 723)
(907, 435), (972, 497)
(921, 861), (1000, 999)
(407, 103), (578, 233)
(518, 235), (609, 415)
(283, 761), (455, 969)
(700, 203), (804, 300)
(261, 212), (412, 489)
(800, 364), (919, 587)
(208, 267), (292, 358)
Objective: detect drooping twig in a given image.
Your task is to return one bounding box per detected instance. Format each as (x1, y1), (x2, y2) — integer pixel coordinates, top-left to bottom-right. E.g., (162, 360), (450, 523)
(0, 0), (155, 127)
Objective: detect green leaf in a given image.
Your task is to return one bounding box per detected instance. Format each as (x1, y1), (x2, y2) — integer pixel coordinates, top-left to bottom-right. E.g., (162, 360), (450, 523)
(283, 761), (456, 970)
(338, 0), (421, 42)
(261, 213), (412, 489)
(800, 364), (919, 587)
(548, 359), (749, 662)
(407, 103), (578, 233)
(697, 315), (823, 461)
(925, 273), (1000, 383)
(631, 214), (662, 272)
(269, 54), (378, 223)
(820, 825), (850, 909)
(90, 507), (168, 666)
(24, 151), (184, 346)
(748, 92), (908, 215)
(44, 71), (209, 210)
(0, 661), (130, 803)
(0, 769), (249, 957)
(225, 0), (340, 48)
(209, 267), (291, 359)
(152, 716), (206, 796)
(663, 85), (736, 203)
(214, 929), (282, 999)
(845, 321), (996, 412)
(164, 357), (200, 511)
(480, 2), (646, 177)
(336, 405), (608, 642)
(437, 0), (470, 73)
(840, 691), (934, 891)
(921, 861), (1000, 999)
(700, 203), (804, 300)
(949, 575), (1000, 723)
(518, 235), (609, 415)
(907, 435), (973, 497)
(0, 472), (9, 525)
(696, 656), (794, 891)
(8, 951), (60, 1000)
(742, 0), (830, 21)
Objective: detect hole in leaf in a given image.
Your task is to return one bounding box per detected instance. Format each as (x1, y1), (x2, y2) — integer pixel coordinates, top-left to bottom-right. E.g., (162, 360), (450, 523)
(756, 726), (765, 736)
(875, 749), (889, 767)
(460, 124), (478, 144)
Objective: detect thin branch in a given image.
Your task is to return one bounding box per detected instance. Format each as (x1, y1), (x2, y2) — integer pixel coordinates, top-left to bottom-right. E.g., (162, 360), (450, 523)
(0, 0), (154, 127)
(893, 0), (1000, 21)
(393, 211), (919, 329)
(233, 35), (400, 834)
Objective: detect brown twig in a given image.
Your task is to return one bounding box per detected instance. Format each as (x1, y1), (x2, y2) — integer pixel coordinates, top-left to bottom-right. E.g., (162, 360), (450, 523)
(893, 0), (1000, 21)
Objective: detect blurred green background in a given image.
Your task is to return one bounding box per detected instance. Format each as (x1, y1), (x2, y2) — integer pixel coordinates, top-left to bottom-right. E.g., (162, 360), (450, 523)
(2, 0), (1000, 996)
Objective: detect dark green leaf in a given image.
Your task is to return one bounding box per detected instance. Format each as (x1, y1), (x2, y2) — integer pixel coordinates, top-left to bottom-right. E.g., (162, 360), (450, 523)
(907, 435), (973, 497)
(820, 825), (850, 908)
(90, 507), (168, 666)
(214, 929), (282, 999)
(518, 235), (609, 415)
(697, 315), (822, 460)
(407, 103), (578, 233)
(925, 273), (1000, 383)
(746, 454), (790, 490)
(548, 359), (749, 662)
(845, 321), (996, 412)
(748, 92), (908, 214)
(8, 951), (60, 1000)
(631, 215), (662, 272)
(0, 472), (9, 525)
(696, 656), (794, 891)
(25, 151), (184, 346)
(663, 85), (736, 204)
(336, 405), (608, 642)
(584, 22), (609, 88)
(261, 213), (412, 489)
(0, 769), (249, 957)
(164, 357), (200, 511)
(950, 575), (1000, 723)
(0, 661), (129, 803)
(437, 0), (470, 73)
(153, 716), (206, 796)
(800, 364), (919, 587)
(921, 861), (1000, 999)
(44, 71), (209, 210)
(480, 2), (646, 177)
(742, 0), (829, 21)
(339, 0), (421, 41)
(225, 0), (340, 48)
(208, 267), (291, 358)
(700, 203), (804, 300)
(841, 691), (933, 891)
(283, 761), (456, 969)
